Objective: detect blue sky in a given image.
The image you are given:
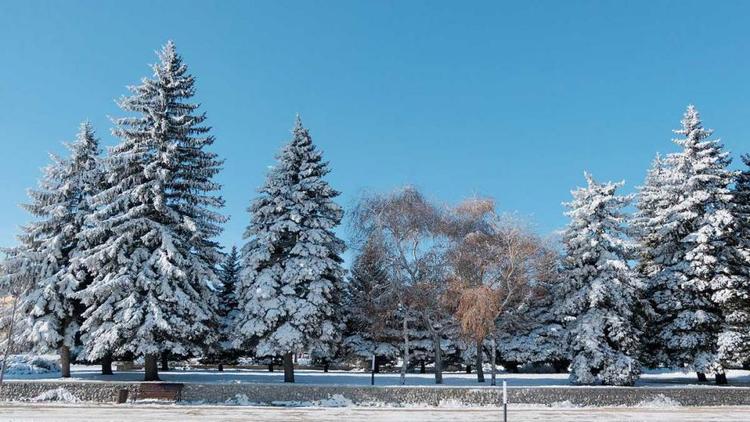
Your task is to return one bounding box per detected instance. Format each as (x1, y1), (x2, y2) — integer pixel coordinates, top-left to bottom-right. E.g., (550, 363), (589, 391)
(1, 1), (749, 251)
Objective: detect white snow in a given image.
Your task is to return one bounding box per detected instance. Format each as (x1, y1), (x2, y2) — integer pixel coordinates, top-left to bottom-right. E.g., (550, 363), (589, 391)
(6, 363), (750, 388)
(30, 388), (80, 403)
(2, 354), (60, 376)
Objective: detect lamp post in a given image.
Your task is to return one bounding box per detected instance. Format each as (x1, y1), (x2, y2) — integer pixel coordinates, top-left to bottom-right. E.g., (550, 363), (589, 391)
(503, 380), (508, 422)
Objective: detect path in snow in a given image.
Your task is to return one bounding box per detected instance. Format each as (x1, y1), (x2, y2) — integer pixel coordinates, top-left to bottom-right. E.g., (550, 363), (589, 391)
(2, 404), (750, 422)
(7, 365), (750, 387)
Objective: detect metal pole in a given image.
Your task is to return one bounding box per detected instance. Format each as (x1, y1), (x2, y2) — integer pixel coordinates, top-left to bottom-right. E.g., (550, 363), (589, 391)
(371, 354), (375, 386)
(503, 380), (507, 422)
(0, 294), (19, 391)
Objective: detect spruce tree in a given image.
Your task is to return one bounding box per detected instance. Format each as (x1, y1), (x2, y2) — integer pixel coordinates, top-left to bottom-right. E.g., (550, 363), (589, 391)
(717, 154), (750, 369)
(342, 235), (401, 365)
(214, 246), (240, 370)
(632, 154), (673, 367)
(647, 106), (734, 383)
(232, 117), (346, 383)
(2, 122), (102, 378)
(559, 173), (641, 386)
(76, 41), (222, 381)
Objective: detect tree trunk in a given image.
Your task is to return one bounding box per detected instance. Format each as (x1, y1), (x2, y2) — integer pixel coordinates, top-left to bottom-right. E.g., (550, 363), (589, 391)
(715, 373), (728, 385)
(490, 337), (497, 386)
(476, 339), (485, 383)
(60, 346), (71, 378)
(374, 358), (380, 374)
(433, 335), (443, 384)
(268, 363), (274, 372)
(144, 354), (160, 381)
(420, 361), (426, 373)
(218, 363), (224, 372)
(323, 362), (329, 373)
(160, 353), (169, 371)
(400, 313), (409, 385)
(283, 352), (294, 383)
(0, 294), (19, 390)
(465, 365), (471, 374)
(101, 354), (113, 375)
(697, 372), (707, 382)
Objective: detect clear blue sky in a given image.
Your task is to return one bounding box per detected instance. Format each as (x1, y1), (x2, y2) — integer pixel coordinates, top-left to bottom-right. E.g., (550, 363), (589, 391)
(1, 1), (749, 251)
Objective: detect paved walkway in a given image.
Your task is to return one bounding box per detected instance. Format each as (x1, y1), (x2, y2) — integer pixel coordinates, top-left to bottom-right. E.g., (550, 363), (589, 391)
(2, 404), (750, 422)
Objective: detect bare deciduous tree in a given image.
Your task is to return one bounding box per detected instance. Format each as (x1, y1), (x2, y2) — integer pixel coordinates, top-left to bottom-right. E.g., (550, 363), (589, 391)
(446, 198), (555, 384)
(351, 187), (452, 384)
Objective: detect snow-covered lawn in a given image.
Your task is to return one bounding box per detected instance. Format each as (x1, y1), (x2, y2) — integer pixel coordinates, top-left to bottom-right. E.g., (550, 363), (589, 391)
(5, 361), (750, 388)
(1, 403), (750, 422)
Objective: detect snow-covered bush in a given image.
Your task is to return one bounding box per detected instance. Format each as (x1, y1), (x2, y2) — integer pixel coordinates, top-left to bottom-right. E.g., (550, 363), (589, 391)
(3, 354), (60, 376)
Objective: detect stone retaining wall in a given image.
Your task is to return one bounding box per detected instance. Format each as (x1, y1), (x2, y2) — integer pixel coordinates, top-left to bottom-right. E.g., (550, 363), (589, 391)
(2, 381), (749, 407)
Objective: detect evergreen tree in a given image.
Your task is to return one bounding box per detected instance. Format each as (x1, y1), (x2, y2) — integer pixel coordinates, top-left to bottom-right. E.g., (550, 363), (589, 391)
(342, 235), (401, 364)
(2, 122), (102, 378)
(647, 106), (734, 383)
(75, 41), (222, 381)
(632, 154), (672, 367)
(214, 246), (240, 370)
(559, 173), (641, 386)
(232, 116), (346, 383)
(717, 154), (750, 368)
(497, 290), (567, 371)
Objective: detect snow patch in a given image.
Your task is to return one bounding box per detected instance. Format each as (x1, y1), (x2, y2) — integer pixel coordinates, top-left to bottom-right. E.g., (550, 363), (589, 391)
(269, 394), (353, 408)
(224, 394), (258, 406)
(31, 388), (80, 403)
(637, 395), (681, 408)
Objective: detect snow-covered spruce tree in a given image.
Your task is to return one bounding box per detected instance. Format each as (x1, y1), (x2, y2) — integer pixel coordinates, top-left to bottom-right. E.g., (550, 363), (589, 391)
(75, 41), (223, 381)
(717, 154), (750, 369)
(497, 290), (567, 372)
(646, 106), (735, 384)
(2, 123), (103, 378)
(559, 173), (641, 386)
(232, 117), (346, 383)
(213, 246), (241, 371)
(632, 154), (672, 367)
(342, 235), (401, 368)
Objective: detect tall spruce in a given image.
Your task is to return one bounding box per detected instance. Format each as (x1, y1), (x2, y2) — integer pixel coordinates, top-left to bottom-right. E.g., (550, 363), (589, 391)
(232, 117), (346, 383)
(632, 154), (672, 367)
(717, 154), (750, 368)
(559, 173), (641, 386)
(214, 246), (240, 370)
(647, 106), (734, 383)
(343, 235), (401, 364)
(75, 41), (223, 381)
(2, 122), (102, 378)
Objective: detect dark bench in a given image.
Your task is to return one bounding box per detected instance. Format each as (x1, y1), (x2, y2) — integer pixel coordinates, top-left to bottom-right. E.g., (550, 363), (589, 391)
(135, 383), (184, 402)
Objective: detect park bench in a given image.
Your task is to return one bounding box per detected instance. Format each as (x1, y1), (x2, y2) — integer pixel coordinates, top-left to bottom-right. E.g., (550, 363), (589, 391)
(133, 383), (184, 402)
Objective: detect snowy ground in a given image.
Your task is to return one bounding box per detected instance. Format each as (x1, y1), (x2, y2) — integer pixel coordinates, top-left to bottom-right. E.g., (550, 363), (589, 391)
(1, 403), (750, 422)
(5, 362), (750, 387)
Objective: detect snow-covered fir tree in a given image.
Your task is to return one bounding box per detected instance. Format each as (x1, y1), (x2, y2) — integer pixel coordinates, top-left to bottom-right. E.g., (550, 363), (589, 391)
(717, 154), (750, 368)
(343, 235), (401, 365)
(632, 154), (672, 366)
(559, 173), (641, 386)
(232, 116), (346, 383)
(497, 290), (567, 372)
(75, 41), (223, 381)
(646, 106), (735, 383)
(213, 246), (240, 370)
(1, 122), (102, 378)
